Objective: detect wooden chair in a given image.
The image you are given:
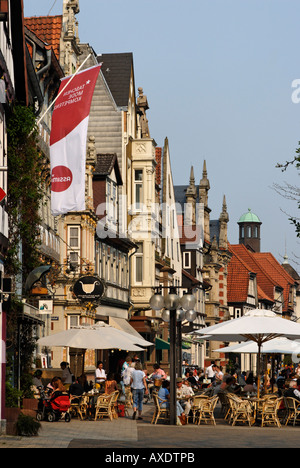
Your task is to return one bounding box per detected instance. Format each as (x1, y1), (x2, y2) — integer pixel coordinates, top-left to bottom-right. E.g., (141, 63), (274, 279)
(110, 390), (120, 419)
(227, 394), (253, 427)
(256, 394), (277, 420)
(284, 397), (300, 426)
(197, 395), (218, 426)
(124, 386), (133, 416)
(94, 393), (115, 421)
(151, 391), (169, 425)
(70, 394), (89, 420)
(217, 392), (231, 420)
(191, 395), (208, 424)
(260, 397), (283, 427)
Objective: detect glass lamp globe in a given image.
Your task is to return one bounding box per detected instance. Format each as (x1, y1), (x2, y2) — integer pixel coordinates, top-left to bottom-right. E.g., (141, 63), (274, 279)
(164, 293), (180, 310)
(176, 309), (185, 321)
(161, 309), (170, 322)
(185, 310), (197, 322)
(179, 294), (196, 311)
(149, 293), (165, 311)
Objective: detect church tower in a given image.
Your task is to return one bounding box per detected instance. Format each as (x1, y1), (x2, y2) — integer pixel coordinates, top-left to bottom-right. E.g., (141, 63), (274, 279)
(238, 208), (262, 252)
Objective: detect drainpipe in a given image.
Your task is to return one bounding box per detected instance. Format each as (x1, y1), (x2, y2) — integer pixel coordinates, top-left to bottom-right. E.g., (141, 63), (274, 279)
(128, 246), (138, 319)
(37, 49), (52, 77)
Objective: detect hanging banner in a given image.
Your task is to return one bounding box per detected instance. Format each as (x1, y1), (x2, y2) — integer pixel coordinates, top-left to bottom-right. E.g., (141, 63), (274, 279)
(50, 64), (101, 216)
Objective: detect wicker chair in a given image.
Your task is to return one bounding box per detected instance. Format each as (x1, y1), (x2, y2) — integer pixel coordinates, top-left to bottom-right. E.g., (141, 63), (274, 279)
(217, 392), (231, 420)
(191, 395), (209, 424)
(71, 394), (90, 420)
(227, 394), (253, 427)
(151, 391), (169, 424)
(284, 397), (300, 426)
(197, 395), (219, 426)
(94, 392), (116, 421)
(260, 397), (283, 427)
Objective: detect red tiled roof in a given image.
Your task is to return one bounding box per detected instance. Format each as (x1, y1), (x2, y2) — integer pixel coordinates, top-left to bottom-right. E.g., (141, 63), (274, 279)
(24, 15), (62, 60)
(229, 244), (279, 301)
(227, 248), (252, 303)
(229, 244), (296, 312)
(253, 252), (296, 312)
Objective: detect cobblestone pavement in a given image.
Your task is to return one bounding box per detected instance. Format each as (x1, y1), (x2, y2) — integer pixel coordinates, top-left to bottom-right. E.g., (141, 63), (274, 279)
(1, 402), (299, 449)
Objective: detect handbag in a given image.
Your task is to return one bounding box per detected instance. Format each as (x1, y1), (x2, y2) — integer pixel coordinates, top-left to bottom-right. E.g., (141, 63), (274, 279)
(179, 414), (187, 425)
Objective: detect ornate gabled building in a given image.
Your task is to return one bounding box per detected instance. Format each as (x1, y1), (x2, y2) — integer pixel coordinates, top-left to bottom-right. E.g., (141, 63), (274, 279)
(175, 161), (231, 365)
(25, 1), (100, 373)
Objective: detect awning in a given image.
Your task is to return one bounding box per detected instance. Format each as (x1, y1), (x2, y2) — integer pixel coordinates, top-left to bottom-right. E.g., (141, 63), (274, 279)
(155, 337), (191, 350)
(155, 337), (170, 350)
(109, 317), (146, 340)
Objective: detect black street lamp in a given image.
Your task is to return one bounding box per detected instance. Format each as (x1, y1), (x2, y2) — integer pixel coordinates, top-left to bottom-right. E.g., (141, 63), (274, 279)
(150, 287), (197, 425)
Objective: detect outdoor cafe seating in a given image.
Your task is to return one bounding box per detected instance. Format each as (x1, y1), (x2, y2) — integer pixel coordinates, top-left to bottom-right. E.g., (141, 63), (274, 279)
(284, 397), (300, 426)
(94, 390), (119, 421)
(151, 391), (169, 425)
(194, 395), (219, 425)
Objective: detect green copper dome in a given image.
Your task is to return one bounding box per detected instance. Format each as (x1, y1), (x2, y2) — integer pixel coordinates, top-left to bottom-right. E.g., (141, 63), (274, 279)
(238, 208), (261, 223)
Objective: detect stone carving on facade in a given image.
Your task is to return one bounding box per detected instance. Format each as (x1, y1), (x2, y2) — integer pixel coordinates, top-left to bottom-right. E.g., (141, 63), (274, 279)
(137, 87), (150, 138)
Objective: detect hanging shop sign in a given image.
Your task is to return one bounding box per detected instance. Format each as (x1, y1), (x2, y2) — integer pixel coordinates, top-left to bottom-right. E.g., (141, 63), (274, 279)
(73, 275), (105, 303)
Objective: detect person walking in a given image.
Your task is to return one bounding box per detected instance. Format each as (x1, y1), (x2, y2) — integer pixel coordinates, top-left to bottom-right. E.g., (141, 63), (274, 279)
(130, 361), (148, 420)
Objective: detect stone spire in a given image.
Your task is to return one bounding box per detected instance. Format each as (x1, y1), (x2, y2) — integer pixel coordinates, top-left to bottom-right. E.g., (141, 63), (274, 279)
(199, 160), (211, 242)
(219, 195), (229, 249)
(185, 166), (197, 225)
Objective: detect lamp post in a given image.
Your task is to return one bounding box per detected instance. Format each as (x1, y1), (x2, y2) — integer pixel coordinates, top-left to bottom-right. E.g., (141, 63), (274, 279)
(150, 287), (197, 425)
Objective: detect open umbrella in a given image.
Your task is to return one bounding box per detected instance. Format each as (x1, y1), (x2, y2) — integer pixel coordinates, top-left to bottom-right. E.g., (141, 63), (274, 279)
(38, 321), (153, 374)
(38, 321), (153, 349)
(213, 337), (300, 355)
(194, 309), (300, 397)
(25, 265), (51, 292)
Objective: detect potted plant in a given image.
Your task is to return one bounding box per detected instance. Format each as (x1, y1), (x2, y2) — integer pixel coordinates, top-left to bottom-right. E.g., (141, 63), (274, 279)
(16, 413), (41, 437)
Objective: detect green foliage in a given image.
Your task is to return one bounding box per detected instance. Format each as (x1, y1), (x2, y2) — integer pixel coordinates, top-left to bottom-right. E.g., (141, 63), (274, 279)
(276, 142), (300, 238)
(16, 412), (41, 437)
(6, 104), (45, 282)
(5, 381), (23, 408)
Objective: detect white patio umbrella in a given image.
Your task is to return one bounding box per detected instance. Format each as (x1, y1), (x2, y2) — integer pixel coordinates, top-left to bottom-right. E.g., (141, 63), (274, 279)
(37, 321), (153, 374)
(194, 309), (300, 397)
(213, 337), (300, 356)
(38, 321), (153, 350)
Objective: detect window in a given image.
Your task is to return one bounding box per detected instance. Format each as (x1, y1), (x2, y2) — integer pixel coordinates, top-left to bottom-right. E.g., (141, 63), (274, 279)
(135, 243), (143, 283)
(235, 308), (242, 319)
(68, 315), (79, 329)
(134, 170), (143, 209)
(106, 180), (117, 223)
(183, 251), (191, 269)
(67, 226), (80, 269)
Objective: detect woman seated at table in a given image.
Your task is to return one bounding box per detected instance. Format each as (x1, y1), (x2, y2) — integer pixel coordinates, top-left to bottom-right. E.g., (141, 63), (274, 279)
(104, 373), (118, 395)
(69, 377), (84, 404)
(158, 380), (186, 424)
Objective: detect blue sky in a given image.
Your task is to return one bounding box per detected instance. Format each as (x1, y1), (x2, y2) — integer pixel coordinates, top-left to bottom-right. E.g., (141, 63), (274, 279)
(24, 0), (300, 271)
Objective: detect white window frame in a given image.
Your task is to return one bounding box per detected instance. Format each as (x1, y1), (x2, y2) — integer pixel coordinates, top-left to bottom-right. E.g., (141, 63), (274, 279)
(183, 251), (191, 269)
(135, 242), (143, 284)
(67, 225), (81, 269)
(134, 169), (143, 210)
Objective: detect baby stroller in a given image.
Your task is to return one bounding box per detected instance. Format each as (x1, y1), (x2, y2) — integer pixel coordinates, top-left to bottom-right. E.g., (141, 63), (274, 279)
(36, 389), (71, 422)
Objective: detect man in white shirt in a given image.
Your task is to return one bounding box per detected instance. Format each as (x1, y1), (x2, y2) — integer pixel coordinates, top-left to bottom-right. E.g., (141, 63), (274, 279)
(176, 377), (194, 416)
(205, 362), (217, 383)
(95, 361), (106, 389)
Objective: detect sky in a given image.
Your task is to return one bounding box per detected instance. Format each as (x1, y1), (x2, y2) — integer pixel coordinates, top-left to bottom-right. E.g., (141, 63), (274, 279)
(24, 0), (300, 273)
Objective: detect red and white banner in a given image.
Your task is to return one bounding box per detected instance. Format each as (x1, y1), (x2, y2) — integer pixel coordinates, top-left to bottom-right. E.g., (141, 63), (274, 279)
(50, 64), (101, 215)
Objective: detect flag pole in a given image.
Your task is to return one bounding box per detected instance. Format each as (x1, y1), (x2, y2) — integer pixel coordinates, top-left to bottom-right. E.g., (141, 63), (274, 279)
(36, 53), (93, 127)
